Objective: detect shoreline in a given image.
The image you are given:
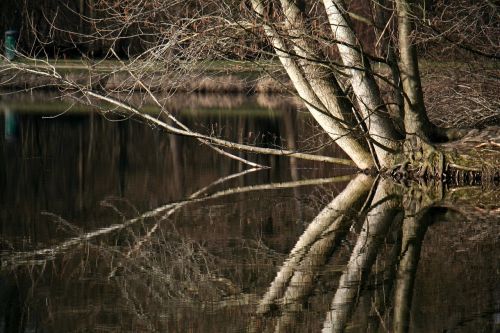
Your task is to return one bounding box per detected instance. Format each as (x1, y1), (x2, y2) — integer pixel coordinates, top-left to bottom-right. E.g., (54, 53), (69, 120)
(0, 71), (294, 94)
(0, 59), (294, 94)
(3, 58), (494, 94)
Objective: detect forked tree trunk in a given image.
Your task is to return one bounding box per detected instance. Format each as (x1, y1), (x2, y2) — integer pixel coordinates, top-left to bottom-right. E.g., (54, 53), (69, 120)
(250, 0), (500, 177)
(250, 0), (375, 170)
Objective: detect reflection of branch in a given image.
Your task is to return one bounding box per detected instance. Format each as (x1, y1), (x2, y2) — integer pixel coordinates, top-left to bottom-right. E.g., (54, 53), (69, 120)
(1, 173), (353, 268)
(252, 174), (373, 323)
(322, 179), (402, 333)
(124, 167), (263, 259)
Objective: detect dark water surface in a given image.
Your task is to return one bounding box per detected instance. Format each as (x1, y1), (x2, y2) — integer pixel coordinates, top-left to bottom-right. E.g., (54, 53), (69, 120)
(0, 93), (498, 332)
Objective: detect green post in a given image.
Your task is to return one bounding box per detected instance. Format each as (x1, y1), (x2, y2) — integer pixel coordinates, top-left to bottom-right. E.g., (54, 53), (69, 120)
(5, 30), (18, 61)
(4, 108), (18, 141)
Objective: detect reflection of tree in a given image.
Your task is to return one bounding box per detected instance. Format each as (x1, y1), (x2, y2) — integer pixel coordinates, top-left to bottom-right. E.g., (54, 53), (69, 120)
(254, 175), (373, 311)
(323, 179), (403, 332)
(248, 175), (372, 332)
(274, 175), (373, 333)
(0, 165), (497, 331)
(251, 176), (452, 332)
(0, 166), (356, 332)
(392, 207), (432, 333)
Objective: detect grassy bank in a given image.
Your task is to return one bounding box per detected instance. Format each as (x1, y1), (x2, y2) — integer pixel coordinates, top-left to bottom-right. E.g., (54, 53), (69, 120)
(1, 58), (497, 93)
(0, 59), (292, 93)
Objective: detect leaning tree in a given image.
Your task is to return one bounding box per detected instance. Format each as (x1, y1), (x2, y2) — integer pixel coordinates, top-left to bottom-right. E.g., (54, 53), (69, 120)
(1, 0), (499, 179)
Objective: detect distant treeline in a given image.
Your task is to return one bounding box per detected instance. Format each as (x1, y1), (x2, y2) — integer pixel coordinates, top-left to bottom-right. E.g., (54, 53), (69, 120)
(0, 0), (388, 60)
(0, 0), (126, 58)
(0, 0), (495, 61)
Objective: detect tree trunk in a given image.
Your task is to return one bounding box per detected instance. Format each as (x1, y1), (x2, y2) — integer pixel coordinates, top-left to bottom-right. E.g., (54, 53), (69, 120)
(251, 0), (375, 169)
(322, 0), (403, 168)
(395, 0), (439, 140)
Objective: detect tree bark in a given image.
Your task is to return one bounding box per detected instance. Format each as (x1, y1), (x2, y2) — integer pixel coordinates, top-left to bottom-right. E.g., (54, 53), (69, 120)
(395, 0), (439, 140)
(322, 0), (403, 168)
(251, 0), (375, 169)
(279, 0), (358, 128)
(373, 0), (405, 131)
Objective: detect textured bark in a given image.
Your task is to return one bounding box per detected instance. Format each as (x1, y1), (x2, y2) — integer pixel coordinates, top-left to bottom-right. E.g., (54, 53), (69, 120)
(322, 0), (403, 168)
(279, 0), (357, 127)
(373, 0), (405, 130)
(395, 0), (440, 140)
(251, 0), (494, 173)
(251, 0), (375, 169)
(389, 128), (500, 182)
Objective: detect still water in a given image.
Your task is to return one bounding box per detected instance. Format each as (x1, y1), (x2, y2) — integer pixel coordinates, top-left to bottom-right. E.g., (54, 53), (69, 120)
(0, 93), (498, 332)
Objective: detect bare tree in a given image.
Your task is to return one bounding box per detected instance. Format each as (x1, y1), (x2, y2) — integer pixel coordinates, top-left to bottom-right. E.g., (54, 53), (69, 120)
(1, 0), (498, 177)
(1, 3), (498, 332)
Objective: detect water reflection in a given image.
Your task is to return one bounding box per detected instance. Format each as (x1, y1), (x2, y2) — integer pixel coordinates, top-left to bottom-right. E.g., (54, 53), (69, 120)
(251, 176), (498, 332)
(0, 94), (498, 332)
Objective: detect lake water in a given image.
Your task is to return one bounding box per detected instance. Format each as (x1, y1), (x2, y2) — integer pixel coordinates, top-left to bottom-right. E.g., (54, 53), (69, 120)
(0, 93), (498, 332)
